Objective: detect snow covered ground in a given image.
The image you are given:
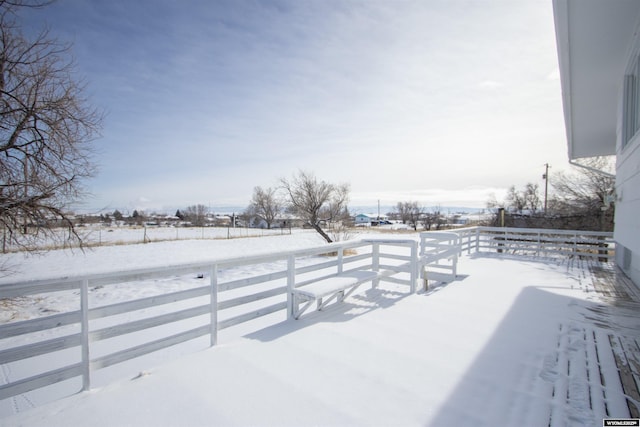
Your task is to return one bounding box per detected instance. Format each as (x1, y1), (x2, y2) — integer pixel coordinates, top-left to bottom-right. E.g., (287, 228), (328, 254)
(0, 229), (323, 284)
(1, 224), (291, 254)
(0, 230), (638, 426)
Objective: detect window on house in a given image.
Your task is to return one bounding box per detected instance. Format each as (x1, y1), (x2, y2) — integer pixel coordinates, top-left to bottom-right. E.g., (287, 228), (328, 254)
(623, 55), (640, 149)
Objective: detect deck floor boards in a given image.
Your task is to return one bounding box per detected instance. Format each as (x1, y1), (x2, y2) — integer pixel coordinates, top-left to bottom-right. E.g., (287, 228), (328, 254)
(589, 261), (640, 418)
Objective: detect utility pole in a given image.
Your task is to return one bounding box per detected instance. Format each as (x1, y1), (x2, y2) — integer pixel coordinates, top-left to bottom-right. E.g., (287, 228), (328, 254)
(542, 163), (550, 214)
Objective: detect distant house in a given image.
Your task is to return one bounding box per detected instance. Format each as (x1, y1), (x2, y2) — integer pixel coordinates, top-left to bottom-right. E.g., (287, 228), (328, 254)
(553, 0), (640, 287)
(354, 214), (372, 226)
(353, 213), (388, 226)
(248, 214), (304, 229)
(213, 214), (231, 227)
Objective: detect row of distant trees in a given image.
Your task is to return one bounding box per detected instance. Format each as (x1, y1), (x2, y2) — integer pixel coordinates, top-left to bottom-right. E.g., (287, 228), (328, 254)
(93, 157), (613, 244)
(486, 157), (615, 231)
(247, 172), (458, 238)
(77, 171), (350, 244)
(393, 202), (449, 231)
(78, 205), (232, 228)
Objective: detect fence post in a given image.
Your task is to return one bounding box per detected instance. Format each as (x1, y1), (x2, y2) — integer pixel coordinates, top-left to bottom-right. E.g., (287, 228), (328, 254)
(410, 241), (418, 293)
(286, 255), (295, 320)
(372, 242), (380, 289)
(452, 235), (459, 280)
(467, 231), (479, 255)
(80, 279), (90, 392)
(209, 264), (218, 347)
(598, 235), (608, 262)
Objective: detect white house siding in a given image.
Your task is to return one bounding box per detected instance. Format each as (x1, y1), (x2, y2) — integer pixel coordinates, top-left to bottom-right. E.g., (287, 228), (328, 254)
(616, 108), (640, 285)
(614, 14), (640, 286)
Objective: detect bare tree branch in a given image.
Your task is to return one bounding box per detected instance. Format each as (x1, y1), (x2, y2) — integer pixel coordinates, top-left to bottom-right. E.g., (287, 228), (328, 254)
(0, 1), (102, 252)
(280, 170), (350, 243)
(247, 186), (282, 229)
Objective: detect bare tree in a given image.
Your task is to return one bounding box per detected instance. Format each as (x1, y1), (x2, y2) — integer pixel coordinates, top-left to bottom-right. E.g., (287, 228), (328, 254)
(246, 186), (281, 229)
(396, 201), (411, 225)
(396, 201), (423, 230)
(523, 183), (541, 213)
(486, 192), (504, 210)
(505, 186), (526, 213)
(551, 157), (614, 212)
(550, 156), (615, 230)
(280, 170), (349, 243)
(184, 204), (208, 227)
(424, 205), (443, 231)
(0, 1), (102, 250)
(486, 158), (615, 230)
(503, 183), (541, 214)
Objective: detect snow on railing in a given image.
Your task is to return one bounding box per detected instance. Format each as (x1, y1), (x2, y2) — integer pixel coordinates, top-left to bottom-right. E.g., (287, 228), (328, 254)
(455, 226), (614, 261)
(0, 238), (420, 404)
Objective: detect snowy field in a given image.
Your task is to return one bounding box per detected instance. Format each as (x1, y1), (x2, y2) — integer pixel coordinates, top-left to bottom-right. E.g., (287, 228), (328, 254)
(0, 230), (638, 426)
(1, 225), (292, 254)
(0, 229), (324, 284)
(74, 225), (292, 246)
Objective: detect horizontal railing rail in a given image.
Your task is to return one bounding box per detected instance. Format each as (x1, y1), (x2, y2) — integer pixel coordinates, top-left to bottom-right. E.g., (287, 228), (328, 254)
(454, 226), (614, 261)
(418, 231), (461, 285)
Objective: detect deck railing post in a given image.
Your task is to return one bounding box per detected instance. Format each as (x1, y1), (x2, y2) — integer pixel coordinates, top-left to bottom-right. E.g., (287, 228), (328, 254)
(372, 242), (380, 289)
(475, 227), (480, 254)
(410, 240), (418, 293)
(452, 235), (459, 279)
(80, 278), (90, 392)
(286, 255), (295, 319)
(337, 246), (344, 274)
(210, 263), (218, 347)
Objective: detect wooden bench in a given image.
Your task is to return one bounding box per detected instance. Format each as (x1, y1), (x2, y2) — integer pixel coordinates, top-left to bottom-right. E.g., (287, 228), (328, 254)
(291, 270), (380, 319)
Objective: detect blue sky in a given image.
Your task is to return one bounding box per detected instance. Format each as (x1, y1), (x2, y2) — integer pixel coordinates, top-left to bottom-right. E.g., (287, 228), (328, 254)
(23, 0), (566, 213)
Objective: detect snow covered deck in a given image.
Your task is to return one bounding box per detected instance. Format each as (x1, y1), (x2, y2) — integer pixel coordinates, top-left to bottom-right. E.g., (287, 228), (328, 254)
(2, 253), (639, 426)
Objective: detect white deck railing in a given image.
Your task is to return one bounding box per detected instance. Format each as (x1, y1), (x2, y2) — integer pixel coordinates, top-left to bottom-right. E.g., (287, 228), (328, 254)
(0, 238), (423, 402)
(419, 231), (461, 284)
(455, 226), (614, 261)
(0, 227), (614, 404)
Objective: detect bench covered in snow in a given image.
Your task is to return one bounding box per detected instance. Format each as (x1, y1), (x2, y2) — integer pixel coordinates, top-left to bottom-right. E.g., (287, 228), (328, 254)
(291, 270), (380, 319)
